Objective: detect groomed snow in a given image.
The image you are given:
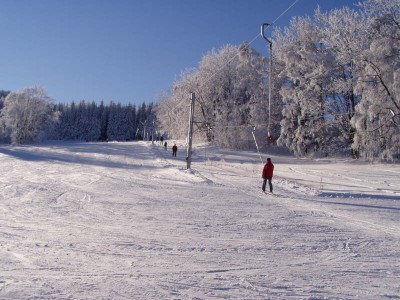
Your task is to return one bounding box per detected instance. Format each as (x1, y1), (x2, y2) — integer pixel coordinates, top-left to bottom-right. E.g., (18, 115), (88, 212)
(0, 141), (399, 299)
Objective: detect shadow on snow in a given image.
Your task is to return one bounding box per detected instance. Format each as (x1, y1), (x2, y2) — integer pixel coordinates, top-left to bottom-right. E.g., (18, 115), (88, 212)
(0, 141), (158, 170)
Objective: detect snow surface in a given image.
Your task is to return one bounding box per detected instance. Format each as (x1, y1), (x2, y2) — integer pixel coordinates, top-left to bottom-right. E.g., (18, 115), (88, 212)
(0, 140), (399, 299)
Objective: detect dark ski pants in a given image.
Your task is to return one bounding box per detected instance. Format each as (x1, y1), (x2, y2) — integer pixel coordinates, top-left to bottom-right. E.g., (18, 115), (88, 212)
(172, 151), (177, 157)
(262, 178), (273, 193)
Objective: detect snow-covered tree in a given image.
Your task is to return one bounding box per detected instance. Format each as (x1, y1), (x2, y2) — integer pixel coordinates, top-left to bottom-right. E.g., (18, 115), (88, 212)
(198, 44), (268, 149)
(0, 90), (10, 110)
(0, 90), (11, 142)
(273, 1), (398, 159)
(157, 43), (268, 149)
(351, 0), (400, 160)
(154, 0), (400, 159)
(274, 16), (338, 156)
(316, 7), (367, 157)
(1, 87), (59, 144)
(152, 93), (169, 138)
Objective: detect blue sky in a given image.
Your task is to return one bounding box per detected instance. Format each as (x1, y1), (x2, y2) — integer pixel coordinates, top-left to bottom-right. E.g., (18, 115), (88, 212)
(0, 0), (357, 105)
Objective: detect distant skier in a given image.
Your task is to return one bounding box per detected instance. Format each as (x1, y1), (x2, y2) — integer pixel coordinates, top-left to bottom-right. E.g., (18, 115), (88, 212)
(172, 144), (177, 157)
(160, 136), (164, 145)
(262, 158), (274, 193)
(164, 141), (167, 150)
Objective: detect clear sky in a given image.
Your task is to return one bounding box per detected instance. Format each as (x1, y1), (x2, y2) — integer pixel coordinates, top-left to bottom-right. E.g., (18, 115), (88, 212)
(0, 0), (358, 105)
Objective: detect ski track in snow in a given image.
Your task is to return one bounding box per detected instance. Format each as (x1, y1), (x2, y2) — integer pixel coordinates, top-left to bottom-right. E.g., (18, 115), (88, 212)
(0, 141), (399, 299)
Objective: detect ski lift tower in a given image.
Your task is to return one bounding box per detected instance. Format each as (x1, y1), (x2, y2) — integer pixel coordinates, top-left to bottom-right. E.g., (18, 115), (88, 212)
(261, 23), (273, 141)
(186, 92), (195, 169)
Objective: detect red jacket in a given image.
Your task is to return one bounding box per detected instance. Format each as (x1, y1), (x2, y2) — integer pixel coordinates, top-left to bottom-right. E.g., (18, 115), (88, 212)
(262, 161), (274, 179)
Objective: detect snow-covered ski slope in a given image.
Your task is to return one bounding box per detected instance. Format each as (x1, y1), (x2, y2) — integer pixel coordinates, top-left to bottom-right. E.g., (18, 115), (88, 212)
(0, 141), (399, 299)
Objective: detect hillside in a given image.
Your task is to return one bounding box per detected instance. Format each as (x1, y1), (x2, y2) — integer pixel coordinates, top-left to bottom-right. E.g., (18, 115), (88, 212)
(0, 141), (399, 299)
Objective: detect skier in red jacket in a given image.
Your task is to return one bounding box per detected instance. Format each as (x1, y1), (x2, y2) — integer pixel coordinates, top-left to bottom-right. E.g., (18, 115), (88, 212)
(262, 158), (274, 193)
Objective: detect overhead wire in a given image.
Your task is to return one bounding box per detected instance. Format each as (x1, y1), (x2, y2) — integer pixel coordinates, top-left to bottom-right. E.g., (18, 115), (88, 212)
(198, 0), (300, 91)
(167, 0), (301, 118)
(271, 0), (300, 25)
(197, 32), (262, 89)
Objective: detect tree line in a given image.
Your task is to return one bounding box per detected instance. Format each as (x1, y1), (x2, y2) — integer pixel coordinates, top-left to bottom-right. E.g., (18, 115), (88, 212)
(53, 100), (155, 142)
(156, 0), (399, 161)
(0, 87), (155, 144)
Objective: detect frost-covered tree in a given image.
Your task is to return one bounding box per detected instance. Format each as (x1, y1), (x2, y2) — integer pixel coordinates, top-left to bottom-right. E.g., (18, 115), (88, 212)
(155, 90), (180, 140)
(275, 16), (337, 156)
(157, 43), (268, 149)
(316, 7), (367, 157)
(351, 0), (400, 160)
(198, 44), (268, 149)
(0, 90), (11, 142)
(273, 1), (397, 158)
(0, 90), (10, 109)
(1, 87), (59, 144)
(156, 0), (399, 159)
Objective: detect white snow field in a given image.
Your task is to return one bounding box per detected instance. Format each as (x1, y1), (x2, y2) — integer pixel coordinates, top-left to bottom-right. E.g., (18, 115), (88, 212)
(0, 140), (399, 299)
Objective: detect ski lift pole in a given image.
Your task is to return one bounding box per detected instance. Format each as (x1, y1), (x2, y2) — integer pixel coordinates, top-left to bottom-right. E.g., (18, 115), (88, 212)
(261, 23), (273, 139)
(252, 127), (264, 165)
(186, 92), (195, 169)
(151, 119), (155, 144)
